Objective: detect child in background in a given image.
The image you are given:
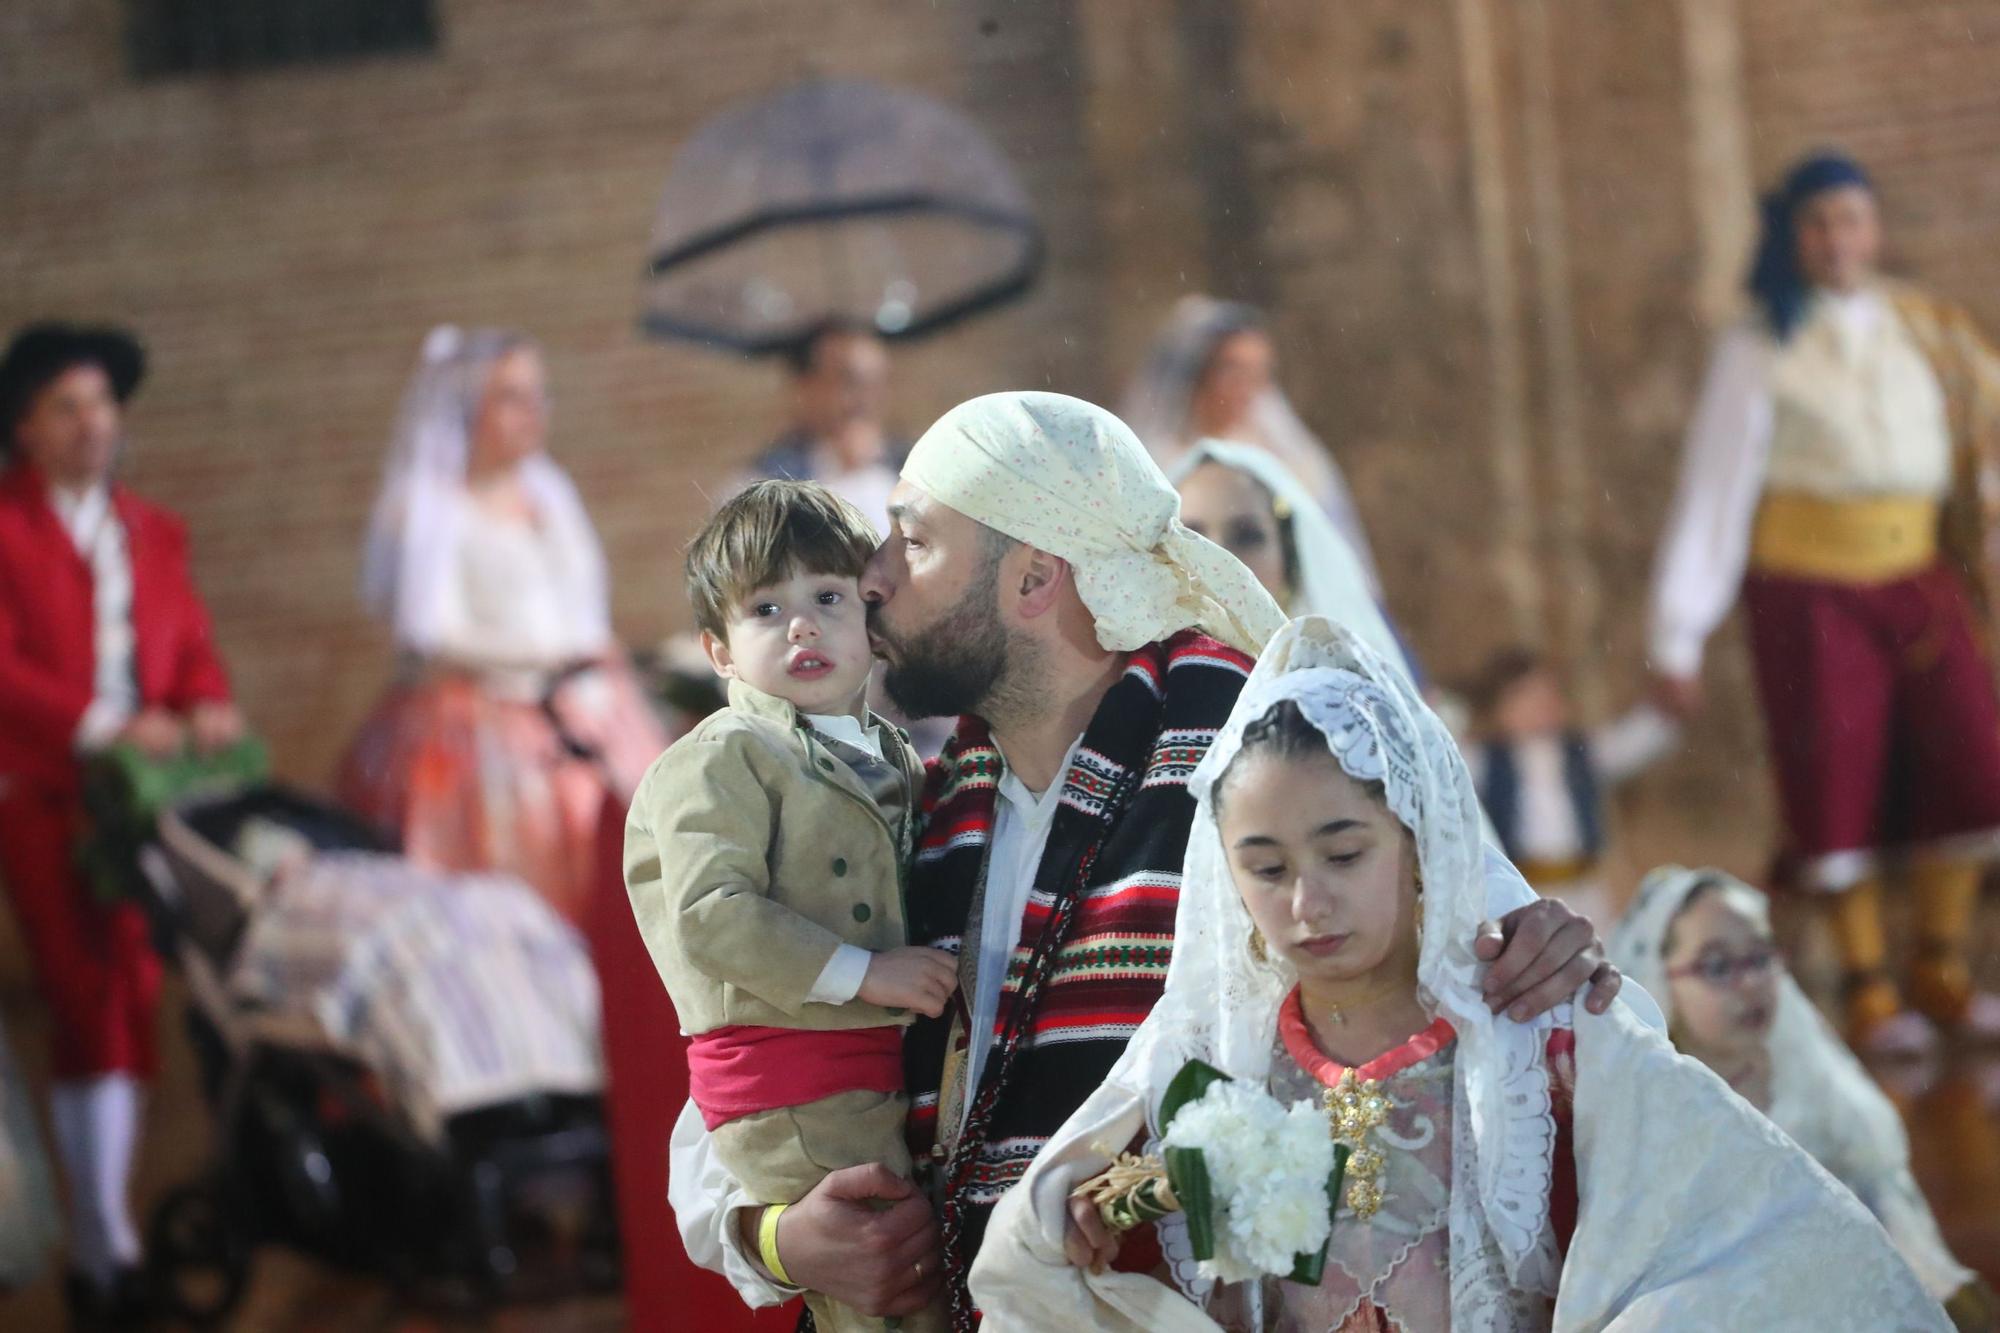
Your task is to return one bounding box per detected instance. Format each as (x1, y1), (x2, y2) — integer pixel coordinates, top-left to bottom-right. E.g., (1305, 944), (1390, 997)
(624, 480), (950, 1333)
(1462, 649), (1678, 925)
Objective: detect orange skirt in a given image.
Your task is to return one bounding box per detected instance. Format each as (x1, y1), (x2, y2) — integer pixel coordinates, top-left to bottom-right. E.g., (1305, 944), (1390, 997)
(337, 664), (662, 926)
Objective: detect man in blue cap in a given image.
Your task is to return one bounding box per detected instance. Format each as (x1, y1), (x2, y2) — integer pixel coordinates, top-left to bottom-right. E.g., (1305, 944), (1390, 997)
(1650, 152), (2000, 1054)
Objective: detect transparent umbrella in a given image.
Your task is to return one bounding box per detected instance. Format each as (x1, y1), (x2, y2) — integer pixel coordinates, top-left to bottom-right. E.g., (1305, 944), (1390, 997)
(641, 78), (1044, 357)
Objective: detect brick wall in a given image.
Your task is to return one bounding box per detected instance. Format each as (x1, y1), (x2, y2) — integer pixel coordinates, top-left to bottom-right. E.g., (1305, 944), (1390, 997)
(1, 0), (1105, 785)
(6, 0), (2000, 879)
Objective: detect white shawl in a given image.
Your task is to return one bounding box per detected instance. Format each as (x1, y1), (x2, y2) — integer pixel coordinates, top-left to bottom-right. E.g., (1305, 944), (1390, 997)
(1119, 295), (1380, 589)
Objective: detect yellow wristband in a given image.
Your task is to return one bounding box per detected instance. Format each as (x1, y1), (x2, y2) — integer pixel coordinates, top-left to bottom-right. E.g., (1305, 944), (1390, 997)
(757, 1203), (793, 1285)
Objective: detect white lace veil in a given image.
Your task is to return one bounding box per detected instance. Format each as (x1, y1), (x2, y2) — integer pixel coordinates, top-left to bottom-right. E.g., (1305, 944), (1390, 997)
(1609, 867), (1901, 1153)
(1119, 296), (1379, 588)
(358, 325), (611, 656)
(1113, 615), (1560, 1290)
(1609, 867), (1973, 1301)
(1168, 438), (1394, 639)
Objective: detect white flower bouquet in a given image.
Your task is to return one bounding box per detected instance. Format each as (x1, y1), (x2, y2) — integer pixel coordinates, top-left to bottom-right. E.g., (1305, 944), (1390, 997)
(1074, 1059), (1347, 1285)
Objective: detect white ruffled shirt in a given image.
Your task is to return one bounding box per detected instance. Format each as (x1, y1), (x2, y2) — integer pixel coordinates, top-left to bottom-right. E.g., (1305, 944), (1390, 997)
(1648, 287), (1952, 678)
(802, 712), (893, 1008)
(54, 484), (139, 751)
(423, 498), (610, 697)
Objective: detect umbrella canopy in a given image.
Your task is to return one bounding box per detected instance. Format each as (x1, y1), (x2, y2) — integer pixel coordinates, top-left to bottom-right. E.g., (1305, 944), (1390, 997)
(642, 78), (1044, 357)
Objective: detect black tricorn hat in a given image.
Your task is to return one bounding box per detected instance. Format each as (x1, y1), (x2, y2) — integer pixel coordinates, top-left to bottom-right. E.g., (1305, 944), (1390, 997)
(0, 322), (146, 453)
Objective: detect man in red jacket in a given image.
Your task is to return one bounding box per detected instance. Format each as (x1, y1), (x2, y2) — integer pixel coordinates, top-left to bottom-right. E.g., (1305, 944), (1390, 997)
(0, 322), (243, 1323)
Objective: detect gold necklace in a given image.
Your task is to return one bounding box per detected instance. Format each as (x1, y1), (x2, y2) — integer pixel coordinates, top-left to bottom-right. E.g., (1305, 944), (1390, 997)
(1306, 974), (1410, 1026)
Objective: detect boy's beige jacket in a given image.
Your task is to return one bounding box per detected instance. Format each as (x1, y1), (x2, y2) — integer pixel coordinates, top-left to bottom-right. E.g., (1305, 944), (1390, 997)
(625, 678), (924, 1034)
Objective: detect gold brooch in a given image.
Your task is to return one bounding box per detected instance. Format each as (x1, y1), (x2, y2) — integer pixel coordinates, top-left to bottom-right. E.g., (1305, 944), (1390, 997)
(1323, 1069), (1391, 1219)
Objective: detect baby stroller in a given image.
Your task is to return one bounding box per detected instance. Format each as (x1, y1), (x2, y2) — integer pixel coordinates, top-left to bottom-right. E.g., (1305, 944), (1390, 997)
(128, 780), (619, 1324)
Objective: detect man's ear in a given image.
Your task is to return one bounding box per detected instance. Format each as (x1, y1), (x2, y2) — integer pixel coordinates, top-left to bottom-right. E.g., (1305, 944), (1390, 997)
(699, 629), (738, 680)
(1014, 547), (1070, 621)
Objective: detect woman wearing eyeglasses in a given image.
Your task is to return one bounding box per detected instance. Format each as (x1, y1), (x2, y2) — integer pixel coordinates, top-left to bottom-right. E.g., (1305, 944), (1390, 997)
(1610, 866), (1995, 1331)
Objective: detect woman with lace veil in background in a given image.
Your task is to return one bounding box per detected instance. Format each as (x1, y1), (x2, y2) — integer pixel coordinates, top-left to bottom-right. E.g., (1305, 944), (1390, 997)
(1123, 297), (1379, 592)
(1610, 867), (1995, 1331)
(1170, 438), (1417, 685)
(340, 326), (663, 925)
(972, 616), (1944, 1332)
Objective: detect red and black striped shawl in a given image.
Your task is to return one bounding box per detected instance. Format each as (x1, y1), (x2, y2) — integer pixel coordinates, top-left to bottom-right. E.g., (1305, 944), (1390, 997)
(902, 630), (1253, 1327)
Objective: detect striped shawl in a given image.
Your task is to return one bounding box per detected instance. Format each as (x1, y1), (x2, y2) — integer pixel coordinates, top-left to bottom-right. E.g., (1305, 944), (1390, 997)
(901, 630), (1253, 1327)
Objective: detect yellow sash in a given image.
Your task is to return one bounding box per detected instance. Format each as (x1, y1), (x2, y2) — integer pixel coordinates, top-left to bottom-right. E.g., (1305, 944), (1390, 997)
(1514, 856), (1598, 888)
(1750, 493), (1938, 584)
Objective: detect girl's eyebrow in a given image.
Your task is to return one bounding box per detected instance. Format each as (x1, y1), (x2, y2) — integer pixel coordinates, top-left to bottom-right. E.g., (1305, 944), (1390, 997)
(1233, 819), (1363, 850)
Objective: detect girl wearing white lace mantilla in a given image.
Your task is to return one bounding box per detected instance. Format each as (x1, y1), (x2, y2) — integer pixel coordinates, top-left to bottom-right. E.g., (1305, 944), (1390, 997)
(1610, 867), (1994, 1331)
(971, 616), (1946, 1332)
(1168, 438), (1415, 684)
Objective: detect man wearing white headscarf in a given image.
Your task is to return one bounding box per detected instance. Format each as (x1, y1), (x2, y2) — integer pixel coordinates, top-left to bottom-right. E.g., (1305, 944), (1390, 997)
(665, 392), (1623, 1329)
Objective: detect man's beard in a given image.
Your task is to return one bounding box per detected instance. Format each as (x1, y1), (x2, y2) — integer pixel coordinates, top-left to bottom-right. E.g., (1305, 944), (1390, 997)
(871, 583), (1011, 722)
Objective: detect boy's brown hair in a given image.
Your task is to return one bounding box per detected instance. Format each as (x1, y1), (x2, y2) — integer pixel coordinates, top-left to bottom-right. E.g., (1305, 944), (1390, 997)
(1467, 646), (1552, 725)
(684, 480), (880, 638)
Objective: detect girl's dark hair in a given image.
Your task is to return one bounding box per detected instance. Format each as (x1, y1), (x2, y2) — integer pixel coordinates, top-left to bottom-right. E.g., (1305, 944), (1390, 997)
(1238, 698), (1324, 764)
(1661, 872), (1771, 958)
(1216, 699), (1387, 809)
(1466, 646), (1550, 724)
(1190, 303), (1266, 382)
(1235, 467), (1303, 599)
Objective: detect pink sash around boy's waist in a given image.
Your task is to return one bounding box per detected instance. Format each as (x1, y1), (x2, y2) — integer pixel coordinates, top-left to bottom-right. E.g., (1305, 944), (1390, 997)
(686, 1024), (905, 1130)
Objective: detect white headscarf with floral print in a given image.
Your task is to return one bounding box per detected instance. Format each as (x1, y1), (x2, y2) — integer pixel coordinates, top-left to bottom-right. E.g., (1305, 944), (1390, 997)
(899, 392), (1286, 656)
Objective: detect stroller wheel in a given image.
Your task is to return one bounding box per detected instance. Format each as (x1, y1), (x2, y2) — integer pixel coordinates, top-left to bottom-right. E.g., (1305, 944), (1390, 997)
(147, 1182), (251, 1326)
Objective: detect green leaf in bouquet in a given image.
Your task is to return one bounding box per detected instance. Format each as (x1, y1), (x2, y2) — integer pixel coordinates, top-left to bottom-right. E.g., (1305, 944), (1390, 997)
(1163, 1145), (1215, 1262)
(1286, 1141), (1350, 1286)
(1159, 1057), (1229, 1132)
(79, 737), (269, 904)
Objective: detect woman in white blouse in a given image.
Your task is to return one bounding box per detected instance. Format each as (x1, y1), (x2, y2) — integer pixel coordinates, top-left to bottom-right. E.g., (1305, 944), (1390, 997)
(340, 327), (663, 924)
(1648, 151), (2000, 1052)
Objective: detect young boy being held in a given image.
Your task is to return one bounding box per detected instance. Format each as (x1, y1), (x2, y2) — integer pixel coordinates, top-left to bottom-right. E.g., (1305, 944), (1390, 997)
(625, 480), (951, 1333)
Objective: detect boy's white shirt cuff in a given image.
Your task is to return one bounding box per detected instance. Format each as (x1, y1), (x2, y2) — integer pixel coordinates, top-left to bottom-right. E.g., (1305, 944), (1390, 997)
(1646, 630), (1704, 682)
(668, 1100), (803, 1305)
(806, 944), (872, 1005)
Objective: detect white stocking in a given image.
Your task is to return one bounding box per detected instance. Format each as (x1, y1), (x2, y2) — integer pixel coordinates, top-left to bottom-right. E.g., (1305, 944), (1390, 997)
(48, 1075), (144, 1284)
